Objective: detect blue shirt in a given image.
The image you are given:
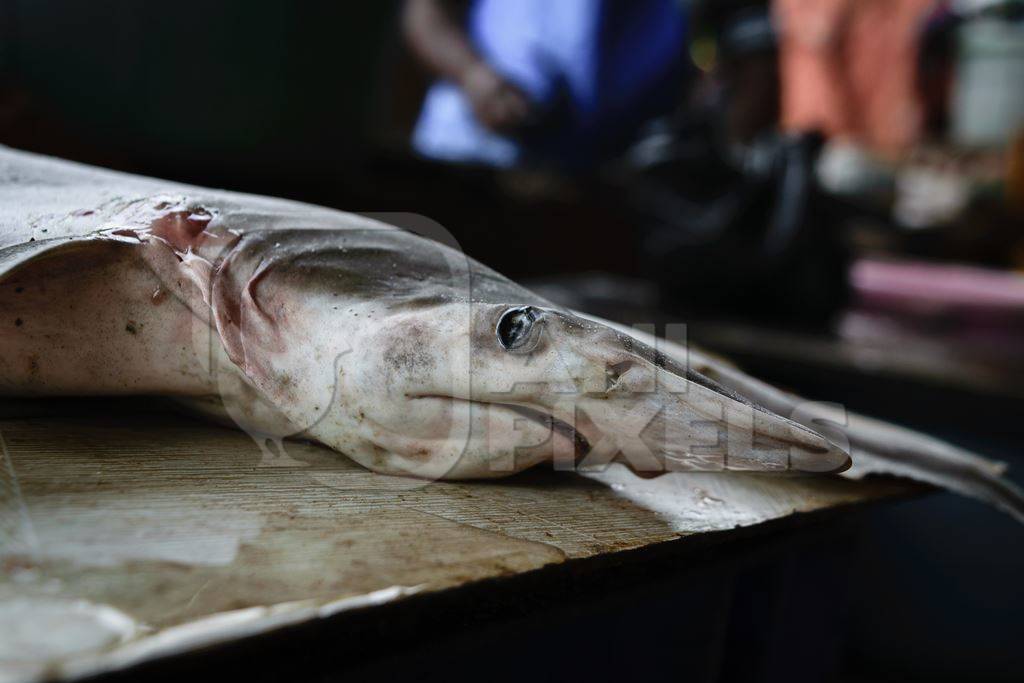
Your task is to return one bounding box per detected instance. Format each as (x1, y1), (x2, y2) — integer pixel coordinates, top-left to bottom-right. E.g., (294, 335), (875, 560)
(413, 0), (690, 168)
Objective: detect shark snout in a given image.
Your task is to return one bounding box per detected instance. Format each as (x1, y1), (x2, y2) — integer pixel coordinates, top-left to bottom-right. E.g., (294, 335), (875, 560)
(557, 358), (852, 475)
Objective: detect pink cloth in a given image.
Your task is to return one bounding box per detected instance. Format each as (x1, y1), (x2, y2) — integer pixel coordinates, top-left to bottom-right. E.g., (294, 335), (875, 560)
(849, 257), (1024, 354)
(852, 258), (1024, 315)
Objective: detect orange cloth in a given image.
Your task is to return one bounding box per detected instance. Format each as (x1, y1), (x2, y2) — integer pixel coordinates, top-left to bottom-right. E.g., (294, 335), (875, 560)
(775, 0), (935, 156)
(1009, 129), (1024, 209)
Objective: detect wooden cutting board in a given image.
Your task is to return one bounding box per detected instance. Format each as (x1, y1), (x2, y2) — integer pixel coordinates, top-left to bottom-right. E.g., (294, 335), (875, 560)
(0, 403), (916, 682)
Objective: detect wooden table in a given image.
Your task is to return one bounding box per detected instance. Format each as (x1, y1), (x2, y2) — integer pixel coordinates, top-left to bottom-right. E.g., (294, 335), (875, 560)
(0, 401), (916, 682)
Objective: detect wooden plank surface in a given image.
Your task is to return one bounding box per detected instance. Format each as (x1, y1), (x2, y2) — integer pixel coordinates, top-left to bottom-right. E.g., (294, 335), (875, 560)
(0, 404), (915, 682)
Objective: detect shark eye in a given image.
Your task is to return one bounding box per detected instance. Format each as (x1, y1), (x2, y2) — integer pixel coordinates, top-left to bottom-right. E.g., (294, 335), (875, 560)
(496, 306), (542, 353)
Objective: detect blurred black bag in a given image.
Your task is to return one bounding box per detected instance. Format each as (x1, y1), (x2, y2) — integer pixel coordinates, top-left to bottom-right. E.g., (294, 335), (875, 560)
(617, 122), (850, 326)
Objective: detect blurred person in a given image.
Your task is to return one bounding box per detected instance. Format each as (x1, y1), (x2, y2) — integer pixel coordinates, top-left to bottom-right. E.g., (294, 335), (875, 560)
(774, 0), (937, 157)
(689, 0), (781, 142)
(402, 0), (691, 169)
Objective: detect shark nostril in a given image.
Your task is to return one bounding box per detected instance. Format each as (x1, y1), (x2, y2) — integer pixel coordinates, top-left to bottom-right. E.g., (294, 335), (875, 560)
(606, 360), (636, 390)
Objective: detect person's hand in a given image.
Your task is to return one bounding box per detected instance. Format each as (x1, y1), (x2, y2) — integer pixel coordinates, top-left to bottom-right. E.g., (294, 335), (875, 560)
(460, 62), (531, 133)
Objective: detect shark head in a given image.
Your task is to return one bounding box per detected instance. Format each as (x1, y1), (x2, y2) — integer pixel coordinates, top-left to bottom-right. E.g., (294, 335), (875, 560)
(172, 219), (848, 480)
(317, 300), (850, 479)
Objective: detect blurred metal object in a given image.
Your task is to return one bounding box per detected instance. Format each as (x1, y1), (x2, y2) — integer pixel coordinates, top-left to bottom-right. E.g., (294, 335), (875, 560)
(893, 164), (972, 228)
(816, 141), (894, 200)
(952, 17), (1024, 147)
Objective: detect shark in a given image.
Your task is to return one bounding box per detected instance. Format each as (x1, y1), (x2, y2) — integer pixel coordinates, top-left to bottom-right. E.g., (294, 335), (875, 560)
(1, 146), (1020, 521)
